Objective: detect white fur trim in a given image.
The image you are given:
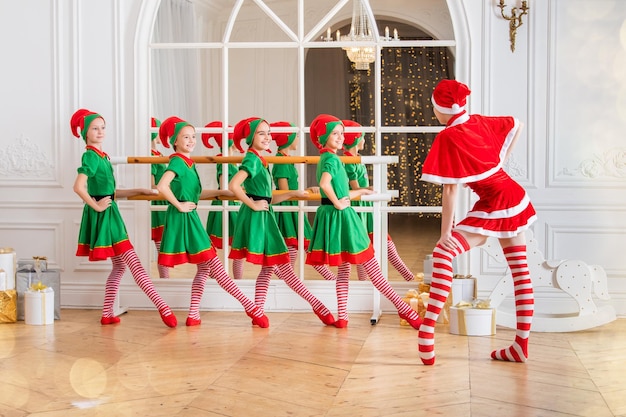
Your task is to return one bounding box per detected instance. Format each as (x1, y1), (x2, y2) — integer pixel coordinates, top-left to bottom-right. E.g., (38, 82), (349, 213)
(432, 94), (465, 115)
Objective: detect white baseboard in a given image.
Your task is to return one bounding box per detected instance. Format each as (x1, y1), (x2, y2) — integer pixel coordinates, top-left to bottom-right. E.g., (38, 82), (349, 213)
(59, 279), (626, 320)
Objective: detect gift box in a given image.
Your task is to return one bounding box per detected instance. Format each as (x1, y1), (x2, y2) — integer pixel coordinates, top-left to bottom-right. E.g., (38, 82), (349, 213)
(449, 306), (496, 336)
(17, 256), (48, 272)
(16, 269), (61, 320)
(25, 287), (54, 325)
(400, 287), (451, 325)
(0, 289), (17, 323)
(0, 270), (11, 291)
(0, 248), (16, 291)
(451, 275), (477, 305)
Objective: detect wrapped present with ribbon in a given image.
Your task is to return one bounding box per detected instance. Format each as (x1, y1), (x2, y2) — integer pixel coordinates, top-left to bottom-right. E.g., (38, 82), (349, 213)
(25, 283), (54, 325)
(0, 269), (10, 291)
(16, 269), (61, 320)
(451, 274), (478, 305)
(17, 256), (48, 273)
(0, 289), (17, 323)
(449, 299), (495, 336)
(0, 248), (16, 291)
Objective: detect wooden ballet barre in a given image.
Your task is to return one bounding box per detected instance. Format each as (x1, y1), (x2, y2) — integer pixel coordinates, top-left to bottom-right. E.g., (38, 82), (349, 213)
(128, 189), (395, 202)
(110, 155), (398, 165)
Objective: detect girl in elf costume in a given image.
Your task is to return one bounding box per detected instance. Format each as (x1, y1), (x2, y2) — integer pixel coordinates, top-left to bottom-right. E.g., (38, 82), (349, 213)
(270, 121), (336, 281)
(228, 117), (336, 326)
(418, 79), (535, 365)
(71, 109), (176, 327)
(149, 117), (170, 279)
(156, 116), (269, 327)
(305, 114), (423, 329)
(202, 121), (244, 280)
(341, 119), (416, 282)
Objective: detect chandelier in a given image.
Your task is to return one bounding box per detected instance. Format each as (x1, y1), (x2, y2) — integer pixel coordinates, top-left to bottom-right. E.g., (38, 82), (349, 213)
(341, 0), (376, 70)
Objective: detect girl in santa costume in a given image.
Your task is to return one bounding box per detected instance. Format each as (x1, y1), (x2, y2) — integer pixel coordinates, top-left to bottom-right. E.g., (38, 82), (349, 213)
(341, 119), (416, 282)
(418, 79), (536, 365)
(149, 117), (170, 279)
(270, 121), (336, 281)
(156, 116), (269, 327)
(71, 109), (176, 327)
(228, 117), (336, 326)
(305, 114), (423, 329)
(202, 121), (244, 280)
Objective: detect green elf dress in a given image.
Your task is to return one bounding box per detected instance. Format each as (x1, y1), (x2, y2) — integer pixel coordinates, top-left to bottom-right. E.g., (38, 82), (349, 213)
(229, 149), (290, 266)
(306, 149), (374, 266)
(150, 149), (168, 242)
(206, 161), (240, 249)
(76, 145), (133, 261)
(343, 151), (374, 238)
(158, 153), (217, 267)
(271, 151), (312, 248)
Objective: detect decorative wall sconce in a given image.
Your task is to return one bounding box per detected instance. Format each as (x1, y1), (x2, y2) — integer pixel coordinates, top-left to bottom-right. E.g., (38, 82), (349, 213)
(497, 0), (529, 52)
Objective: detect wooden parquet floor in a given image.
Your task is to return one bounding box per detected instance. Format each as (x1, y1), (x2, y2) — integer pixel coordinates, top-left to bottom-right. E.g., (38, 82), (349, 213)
(0, 310), (624, 416)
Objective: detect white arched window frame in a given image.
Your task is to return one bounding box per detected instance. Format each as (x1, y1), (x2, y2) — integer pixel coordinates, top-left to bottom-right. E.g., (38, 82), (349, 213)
(134, 0), (469, 317)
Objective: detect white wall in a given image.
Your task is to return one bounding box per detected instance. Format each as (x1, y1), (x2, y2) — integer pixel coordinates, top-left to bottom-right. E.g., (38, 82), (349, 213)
(0, 0), (624, 317)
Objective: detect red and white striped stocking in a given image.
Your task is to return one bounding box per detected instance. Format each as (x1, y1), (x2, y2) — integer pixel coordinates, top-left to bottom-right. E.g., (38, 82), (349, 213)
(335, 262), (351, 326)
(360, 257), (421, 328)
(119, 249), (176, 327)
(187, 261), (210, 324)
(254, 266), (274, 310)
(387, 239), (415, 281)
(232, 258), (244, 280)
(154, 241), (170, 278)
(418, 232), (469, 365)
(275, 263), (335, 325)
(101, 255), (125, 322)
(356, 263), (367, 281)
(491, 245), (533, 362)
(313, 264), (337, 281)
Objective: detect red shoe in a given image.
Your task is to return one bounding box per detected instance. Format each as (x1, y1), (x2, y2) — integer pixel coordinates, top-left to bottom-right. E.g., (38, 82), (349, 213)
(160, 311), (178, 328)
(399, 312), (422, 330)
(247, 307), (269, 328)
(334, 319), (348, 328)
(100, 316), (120, 325)
(185, 317), (201, 326)
(314, 309), (336, 326)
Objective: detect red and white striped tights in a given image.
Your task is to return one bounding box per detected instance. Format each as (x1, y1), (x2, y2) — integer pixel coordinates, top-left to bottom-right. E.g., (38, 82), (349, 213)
(186, 257), (266, 326)
(287, 246), (337, 281)
(254, 263), (336, 325)
(418, 234), (534, 365)
(154, 241), (170, 279)
(356, 239), (414, 281)
(101, 249), (176, 327)
(335, 258), (421, 328)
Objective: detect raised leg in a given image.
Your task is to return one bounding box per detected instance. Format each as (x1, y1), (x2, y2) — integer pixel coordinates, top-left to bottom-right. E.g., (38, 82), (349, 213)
(275, 263), (336, 325)
(120, 249), (177, 328)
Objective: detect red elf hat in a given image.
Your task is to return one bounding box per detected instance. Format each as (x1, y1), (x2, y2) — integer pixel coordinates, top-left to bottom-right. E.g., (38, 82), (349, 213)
(310, 114), (342, 150)
(151, 117), (161, 141)
(270, 121), (297, 150)
(201, 121), (234, 150)
(431, 79), (471, 115)
(70, 108), (104, 142)
(158, 116), (192, 148)
(341, 119), (363, 149)
(233, 117), (266, 153)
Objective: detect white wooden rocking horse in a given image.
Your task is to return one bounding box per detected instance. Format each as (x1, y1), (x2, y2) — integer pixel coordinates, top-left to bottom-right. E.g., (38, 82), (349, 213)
(481, 230), (616, 332)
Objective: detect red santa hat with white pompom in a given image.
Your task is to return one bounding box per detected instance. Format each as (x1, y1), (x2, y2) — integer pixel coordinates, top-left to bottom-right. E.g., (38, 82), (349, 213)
(431, 79), (471, 115)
